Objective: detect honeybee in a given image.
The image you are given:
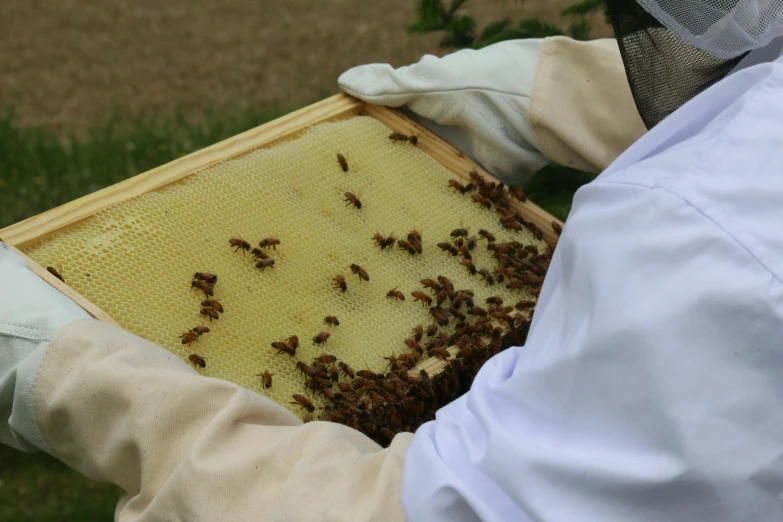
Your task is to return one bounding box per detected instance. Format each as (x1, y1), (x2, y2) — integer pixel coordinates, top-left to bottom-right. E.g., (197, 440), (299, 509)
(286, 335), (300, 351)
(478, 229), (496, 242)
(373, 233), (396, 250)
(459, 246), (472, 260)
(386, 287), (405, 301)
(192, 272), (218, 284)
(407, 229), (422, 251)
(404, 338), (423, 353)
(344, 192), (362, 210)
(426, 324), (438, 337)
(290, 394), (315, 412)
(435, 288), (448, 306)
(515, 300), (536, 310)
(46, 267), (65, 283)
(421, 279), (441, 293)
(200, 299), (224, 313)
(337, 153), (349, 172)
(192, 325), (211, 336)
(332, 274), (347, 292)
(501, 219), (522, 232)
(411, 291), (433, 307)
(356, 369), (376, 379)
(468, 306), (488, 317)
(430, 306), (450, 326)
(313, 331), (330, 345)
(471, 194), (492, 209)
(428, 347), (451, 361)
(451, 228), (468, 238)
(191, 280), (215, 297)
(460, 258), (477, 275)
(350, 264), (369, 281)
(388, 132), (418, 145)
(200, 307), (219, 322)
(397, 239), (417, 255)
(338, 361), (356, 379)
(485, 296), (503, 306)
(329, 365), (340, 382)
(411, 324), (424, 342)
(437, 242), (459, 256)
(478, 269), (495, 286)
(188, 353), (207, 368)
(506, 280), (524, 291)
(250, 248), (269, 261)
(551, 221), (563, 236)
(448, 179), (466, 192)
(324, 316), (340, 327)
(316, 354), (337, 365)
(303, 412), (314, 423)
(508, 186), (527, 202)
(179, 331), (200, 346)
(256, 370), (274, 388)
(272, 340), (297, 358)
(255, 258), (275, 271)
(229, 238), (251, 254)
(468, 169), (486, 187)
(296, 361), (315, 377)
(259, 237), (281, 250)
(437, 276), (454, 297)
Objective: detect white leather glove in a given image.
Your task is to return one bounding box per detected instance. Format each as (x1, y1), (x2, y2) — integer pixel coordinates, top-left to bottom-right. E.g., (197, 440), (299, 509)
(0, 242), (88, 452)
(338, 39), (548, 185)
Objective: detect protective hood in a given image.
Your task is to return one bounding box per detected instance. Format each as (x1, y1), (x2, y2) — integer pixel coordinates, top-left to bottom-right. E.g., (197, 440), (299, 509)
(606, 0), (783, 128)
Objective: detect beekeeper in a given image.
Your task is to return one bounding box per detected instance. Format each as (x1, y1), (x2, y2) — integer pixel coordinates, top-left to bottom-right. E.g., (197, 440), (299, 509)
(3, 1), (783, 520)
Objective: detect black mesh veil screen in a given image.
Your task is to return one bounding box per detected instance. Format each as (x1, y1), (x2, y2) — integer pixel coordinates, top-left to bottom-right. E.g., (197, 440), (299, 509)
(605, 0), (749, 129)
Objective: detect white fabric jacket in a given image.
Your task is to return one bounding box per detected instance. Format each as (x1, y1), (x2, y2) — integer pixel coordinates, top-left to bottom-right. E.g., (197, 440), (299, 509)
(402, 55), (783, 520)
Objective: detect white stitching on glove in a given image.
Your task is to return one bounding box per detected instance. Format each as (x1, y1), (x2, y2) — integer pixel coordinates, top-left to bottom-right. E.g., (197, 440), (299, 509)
(0, 243), (88, 452)
(338, 39), (549, 185)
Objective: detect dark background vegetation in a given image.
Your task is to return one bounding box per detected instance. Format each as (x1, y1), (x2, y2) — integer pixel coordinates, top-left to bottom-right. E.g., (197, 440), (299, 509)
(0, 1), (609, 519)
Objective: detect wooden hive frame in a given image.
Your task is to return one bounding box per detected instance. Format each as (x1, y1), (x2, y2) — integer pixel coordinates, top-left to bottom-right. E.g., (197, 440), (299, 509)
(1, 93), (562, 372)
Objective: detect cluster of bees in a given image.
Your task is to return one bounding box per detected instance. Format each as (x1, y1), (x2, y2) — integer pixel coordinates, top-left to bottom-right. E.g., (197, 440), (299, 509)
(229, 236), (281, 271)
(300, 267), (539, 445)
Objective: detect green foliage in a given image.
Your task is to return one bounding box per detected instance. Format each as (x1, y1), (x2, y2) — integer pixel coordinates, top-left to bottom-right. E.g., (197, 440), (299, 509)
(407, 0), (608, 49)
(0, 104), (289, 229)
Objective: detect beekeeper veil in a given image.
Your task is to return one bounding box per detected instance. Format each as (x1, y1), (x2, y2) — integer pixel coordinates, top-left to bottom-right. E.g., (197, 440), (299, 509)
(605, 0), (783, 128)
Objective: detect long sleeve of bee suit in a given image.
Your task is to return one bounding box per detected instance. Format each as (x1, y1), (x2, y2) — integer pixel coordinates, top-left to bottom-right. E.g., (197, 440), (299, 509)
(0, 244), (410, 521)
(339, 36), (648, 185)
(400, 53), (783, 521)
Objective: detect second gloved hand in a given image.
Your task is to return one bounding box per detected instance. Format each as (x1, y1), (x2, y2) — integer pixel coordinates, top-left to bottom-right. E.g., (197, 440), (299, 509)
(338, 39), (548, 185)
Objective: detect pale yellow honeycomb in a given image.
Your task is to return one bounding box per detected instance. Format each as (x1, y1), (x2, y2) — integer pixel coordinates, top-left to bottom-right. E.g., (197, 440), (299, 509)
(24, 116), (543, 417)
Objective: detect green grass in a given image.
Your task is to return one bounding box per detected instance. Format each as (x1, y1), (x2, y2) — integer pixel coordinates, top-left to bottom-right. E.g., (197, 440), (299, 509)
(0, 102), (592, 521)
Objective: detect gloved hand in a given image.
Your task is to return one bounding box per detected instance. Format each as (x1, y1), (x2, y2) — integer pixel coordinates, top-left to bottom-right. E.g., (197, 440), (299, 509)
(339, 39), (548, 185)
(0, 242), (88, 452)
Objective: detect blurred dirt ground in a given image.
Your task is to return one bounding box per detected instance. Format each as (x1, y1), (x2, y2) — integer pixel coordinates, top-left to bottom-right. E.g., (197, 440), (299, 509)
(0, 0), (610, 131)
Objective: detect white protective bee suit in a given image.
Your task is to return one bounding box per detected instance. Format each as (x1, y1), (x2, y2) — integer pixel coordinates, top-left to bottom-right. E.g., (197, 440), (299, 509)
(4, 1), (783, 520)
